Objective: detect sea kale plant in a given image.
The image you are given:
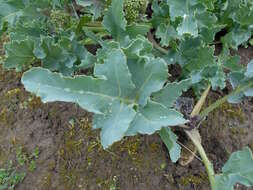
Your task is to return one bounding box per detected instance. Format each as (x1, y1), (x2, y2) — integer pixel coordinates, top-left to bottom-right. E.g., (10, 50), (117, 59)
(0, 0), (253, 189)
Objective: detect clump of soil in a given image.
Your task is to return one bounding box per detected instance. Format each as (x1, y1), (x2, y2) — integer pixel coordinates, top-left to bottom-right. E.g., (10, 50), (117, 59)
(0, 46), (253, 189)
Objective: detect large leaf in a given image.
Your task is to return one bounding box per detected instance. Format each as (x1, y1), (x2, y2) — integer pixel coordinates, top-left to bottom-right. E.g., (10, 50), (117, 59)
(214, 147), (253, 190)
(0, 0), (49, 32)
(166, 0), (199, 21)
(22, 49), (135, 114)
(21, 48), (188, 148)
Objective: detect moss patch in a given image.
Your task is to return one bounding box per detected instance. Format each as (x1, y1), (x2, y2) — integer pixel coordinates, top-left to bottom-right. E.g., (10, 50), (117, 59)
(179, 173), (208, 186)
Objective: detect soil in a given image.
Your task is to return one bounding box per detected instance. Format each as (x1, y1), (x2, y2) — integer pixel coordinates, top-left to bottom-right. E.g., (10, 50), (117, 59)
(0, 42), (253, 189)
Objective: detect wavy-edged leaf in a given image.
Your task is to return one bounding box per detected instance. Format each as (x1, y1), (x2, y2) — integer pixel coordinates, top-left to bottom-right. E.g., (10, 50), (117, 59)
(159, 127), (181, 163)
(177, 15), (198, 37)
(214, 147), (253, 190)
(102, 0), (127, 41)
(127, 57), (168, 106)
(210, 66), (226, 90)
(0, 0), (26, 30)
(222, 27), (251, 50)
(21, 49), (139, 148)
(151, 0), (170, 28)
(92, 101), (136, 148)
(77, 0), (104, 20)
(156, 23), (178, 47)
(3, 38), (35, 71)
(245, 60), (253, 78)
(94, 49), (136, 100)
(166, 0), (199, 21)
(38, 37), (75, 75)
(152, 79), (192, 108)
(228, 72), (246, 103)
(122, 35), (152, 59)
(22, 49), (136, 113)
(126, 100), (187, 136)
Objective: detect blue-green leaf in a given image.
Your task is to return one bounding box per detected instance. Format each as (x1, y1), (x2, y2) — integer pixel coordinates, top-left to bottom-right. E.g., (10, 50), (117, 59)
(127, 57), (168, 106)
(245, 60), (253, 78)
(126, 100), (187, 136)
(214, 147), (253, 190)
(152, 79), (192, 108)
(92, 101), (136, 149)
(102, 0), (127, 41)
(156, 24), (179, 47)
(159, 127), (181, 163)
(4, 38), (35, 71)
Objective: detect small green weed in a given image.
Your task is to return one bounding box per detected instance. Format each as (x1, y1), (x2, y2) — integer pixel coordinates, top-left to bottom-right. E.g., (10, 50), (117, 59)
(0, 146), (40, 189)
(0, 161), (25, 190)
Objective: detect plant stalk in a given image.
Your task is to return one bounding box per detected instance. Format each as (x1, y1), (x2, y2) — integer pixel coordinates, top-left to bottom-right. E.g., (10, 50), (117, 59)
(184, 84), (216, 189)
(147, 32), (168, 54)
(83, 26), (106, 32)
(200, 81), (253, 117)
(186, 130), (216, 189)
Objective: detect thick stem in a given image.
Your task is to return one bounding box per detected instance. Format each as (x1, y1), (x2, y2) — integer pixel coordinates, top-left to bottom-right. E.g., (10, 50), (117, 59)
(186, 130), (216, 189)
(147, 32), (168, 54)
(184, 85), (215, 189)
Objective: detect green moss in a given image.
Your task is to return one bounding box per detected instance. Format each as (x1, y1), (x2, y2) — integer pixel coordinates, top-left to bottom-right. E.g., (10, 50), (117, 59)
(0, 148), (8, 166)
(58, 118), (96, 189)
(27, 96), (42, 110)
(230, 127), (247, 135)
(41, 172), (53, 189)
(179, 173), (208, 186)
(0, 107), (8, 125)
(216, 102), (245, 122)
(5, 88), (21, 99)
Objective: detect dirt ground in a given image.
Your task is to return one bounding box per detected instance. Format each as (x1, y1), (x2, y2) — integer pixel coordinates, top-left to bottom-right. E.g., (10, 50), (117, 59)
(0, 42), (253, 189)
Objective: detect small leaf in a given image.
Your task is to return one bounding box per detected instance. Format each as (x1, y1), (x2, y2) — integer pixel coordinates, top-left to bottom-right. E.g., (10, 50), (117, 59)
(152, 79), (192, 108)
(159, 127), (181, 163)
(77, 0), (104, 20)
(177, 15), (198, 37)
(245, 59), (253, 78)
(0, 0), (26, 29)
(222, 27), (251, 50)
(4, 38), (35, 71)
(210, 66), (226, 90)
(102, 0), (127, 41)
(156, 23), (178, 46)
